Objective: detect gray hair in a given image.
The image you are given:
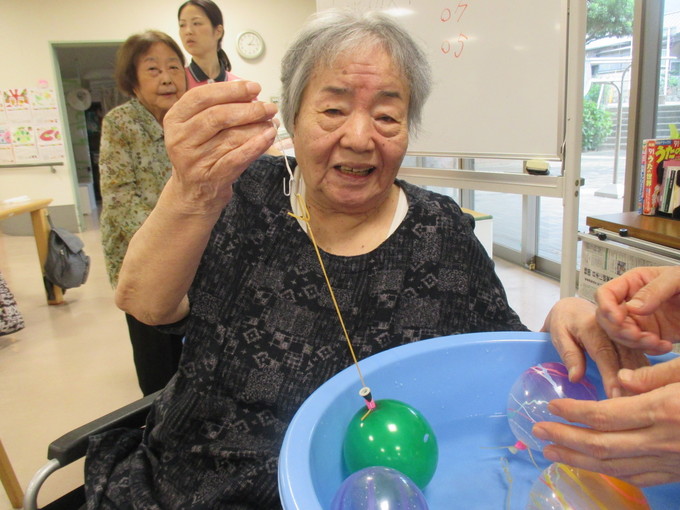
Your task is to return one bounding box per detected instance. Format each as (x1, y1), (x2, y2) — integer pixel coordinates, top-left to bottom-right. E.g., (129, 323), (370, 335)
(280, 9), (432, 138)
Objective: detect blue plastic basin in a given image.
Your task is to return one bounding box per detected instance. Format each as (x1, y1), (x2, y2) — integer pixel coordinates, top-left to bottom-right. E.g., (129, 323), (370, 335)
(278, 331), (680, 509)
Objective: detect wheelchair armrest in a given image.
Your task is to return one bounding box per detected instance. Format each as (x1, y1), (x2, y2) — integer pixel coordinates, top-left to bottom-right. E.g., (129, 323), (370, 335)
(47, 390), (159, 467)
(24, 391), (160, 510)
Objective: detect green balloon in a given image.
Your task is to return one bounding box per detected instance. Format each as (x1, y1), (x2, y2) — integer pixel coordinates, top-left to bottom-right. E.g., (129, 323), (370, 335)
(342, 399), (438, 489)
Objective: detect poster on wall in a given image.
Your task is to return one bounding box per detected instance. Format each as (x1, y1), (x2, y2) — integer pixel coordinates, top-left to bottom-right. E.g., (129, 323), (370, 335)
(0, 101), (12, 163)
(3, 89), (32, 123)
(0, 125), (14, 163)
(10, 125), (39, 162)
(35, 123), (64, 160)
(30, 88), (60, 122)
(0, 86), (65, 165)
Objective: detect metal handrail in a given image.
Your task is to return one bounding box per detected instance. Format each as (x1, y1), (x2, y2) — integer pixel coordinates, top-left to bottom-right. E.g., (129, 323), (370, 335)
(0, 161), (63, 173)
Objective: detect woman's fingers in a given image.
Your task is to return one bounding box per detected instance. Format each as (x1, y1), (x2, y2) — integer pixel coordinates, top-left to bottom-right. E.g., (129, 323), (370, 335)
(546, 396), (654, 431)
(160, 80), (279, 212)
(543, 297), (592, 381)
(595, 307), (672, 355)
(164, 81), (278, 162)
(594, 266), (680, 352)
(542, 444), (678, 487)
(166, 80), (262, 122)
(180, 116), (276, 164)
(210, 121), (278, 173)
(533, 384), (680, 486)
(174, 100), (278, 146)
(618, 357), (680, 394)
(166, 101), (278, 164)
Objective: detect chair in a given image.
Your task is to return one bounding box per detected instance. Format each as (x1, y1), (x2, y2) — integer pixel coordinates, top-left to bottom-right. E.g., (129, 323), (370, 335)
(23, 391), (158, 510)
(1, 439), (24, 509)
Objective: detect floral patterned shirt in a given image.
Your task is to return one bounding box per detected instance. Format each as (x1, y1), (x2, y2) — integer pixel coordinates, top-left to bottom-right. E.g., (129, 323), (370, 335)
(99, 99), (172, 287)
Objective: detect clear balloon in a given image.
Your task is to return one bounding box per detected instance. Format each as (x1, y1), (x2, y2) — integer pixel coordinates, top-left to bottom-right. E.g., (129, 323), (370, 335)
(527, 462), (650, 509)
(342, 399), (438, 489)
(507, 362), (597, 451)
(331, 466), (429, 510)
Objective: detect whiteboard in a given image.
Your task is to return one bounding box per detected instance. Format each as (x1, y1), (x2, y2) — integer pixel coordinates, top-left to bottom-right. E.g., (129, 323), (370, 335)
(316, 0), (568, 160)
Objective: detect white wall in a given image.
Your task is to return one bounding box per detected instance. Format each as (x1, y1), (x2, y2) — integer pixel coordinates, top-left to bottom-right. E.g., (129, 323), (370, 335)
(0, 0), (315, 217)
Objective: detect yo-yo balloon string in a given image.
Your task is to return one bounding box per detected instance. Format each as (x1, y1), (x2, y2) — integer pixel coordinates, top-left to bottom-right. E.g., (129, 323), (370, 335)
(287, 194), (368, 391)
(500, 456), (513, 510)
(480, 441), (540, 470)
(526, 446), (539, 470)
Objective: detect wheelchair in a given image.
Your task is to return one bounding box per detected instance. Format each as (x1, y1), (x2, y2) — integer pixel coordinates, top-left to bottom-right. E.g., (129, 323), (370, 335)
(24, 391), (158, 510)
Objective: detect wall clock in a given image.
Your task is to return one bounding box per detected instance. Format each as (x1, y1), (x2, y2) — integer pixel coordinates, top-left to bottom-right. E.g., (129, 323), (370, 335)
(236, 30), (265, 60)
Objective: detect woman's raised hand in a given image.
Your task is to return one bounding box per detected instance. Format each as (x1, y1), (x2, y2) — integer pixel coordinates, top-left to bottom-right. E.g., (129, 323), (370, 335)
(163, 80), (278, 214)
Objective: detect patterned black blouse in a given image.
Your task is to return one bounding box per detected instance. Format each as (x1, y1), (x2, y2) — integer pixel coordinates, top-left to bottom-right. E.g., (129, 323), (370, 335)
(85, 155), (527, 509)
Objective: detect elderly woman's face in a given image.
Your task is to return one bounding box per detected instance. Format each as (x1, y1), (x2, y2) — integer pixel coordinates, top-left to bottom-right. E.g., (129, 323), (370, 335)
(293, 45), (409, 214)
(133, 42), (186, 124)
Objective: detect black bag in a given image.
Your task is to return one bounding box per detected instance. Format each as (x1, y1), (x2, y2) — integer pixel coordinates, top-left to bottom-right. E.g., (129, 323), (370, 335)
(44, 216), (90, 294)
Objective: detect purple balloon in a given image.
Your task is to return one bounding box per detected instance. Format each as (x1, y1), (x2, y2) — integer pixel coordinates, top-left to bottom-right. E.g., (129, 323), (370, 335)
(331, 466), (429, 510)
(507, 362), (597, 451)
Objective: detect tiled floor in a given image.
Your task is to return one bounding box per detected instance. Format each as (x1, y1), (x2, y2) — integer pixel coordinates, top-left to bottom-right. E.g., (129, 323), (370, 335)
(0, 215), (139, 509)
(0, 213), (559, 509)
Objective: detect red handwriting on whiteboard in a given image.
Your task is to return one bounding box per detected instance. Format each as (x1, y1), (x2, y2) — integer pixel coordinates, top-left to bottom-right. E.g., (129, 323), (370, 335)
(441, 34), (468, 57)
(454, 34), (468, 57)
(454, 2), (468, 21)
(440, 2), (470, 58)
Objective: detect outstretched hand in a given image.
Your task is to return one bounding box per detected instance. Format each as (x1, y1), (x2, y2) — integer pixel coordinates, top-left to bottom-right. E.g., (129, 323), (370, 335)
(533, 356), (680, 487)
(542, 297), (648, 398)
(595, 266), (680, 355)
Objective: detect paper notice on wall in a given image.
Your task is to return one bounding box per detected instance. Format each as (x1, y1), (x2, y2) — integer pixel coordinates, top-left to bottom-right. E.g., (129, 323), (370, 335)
(35, 122), (64, 160)
(0, 87), (65, 165)
(0, 126), (14, 163)
(3, 89), (32, 123)
(30, 88), (60, 122)
(10, 125), (39, 162)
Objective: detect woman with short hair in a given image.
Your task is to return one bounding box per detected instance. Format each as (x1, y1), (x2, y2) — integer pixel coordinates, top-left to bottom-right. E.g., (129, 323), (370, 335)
(87, 11), (527, 508)
(99, 30), (187, 396)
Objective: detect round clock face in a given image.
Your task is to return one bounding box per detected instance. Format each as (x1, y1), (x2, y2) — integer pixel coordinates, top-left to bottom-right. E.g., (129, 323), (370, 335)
(237, 31), (264, 60)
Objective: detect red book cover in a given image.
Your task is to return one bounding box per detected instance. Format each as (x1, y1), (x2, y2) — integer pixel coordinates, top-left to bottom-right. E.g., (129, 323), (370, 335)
(640, 139), (680, 215)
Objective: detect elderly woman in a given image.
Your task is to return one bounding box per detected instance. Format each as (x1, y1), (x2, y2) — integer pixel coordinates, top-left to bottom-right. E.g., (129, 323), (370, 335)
(86, 11), (527, 508)
(99, 30), (187, 396)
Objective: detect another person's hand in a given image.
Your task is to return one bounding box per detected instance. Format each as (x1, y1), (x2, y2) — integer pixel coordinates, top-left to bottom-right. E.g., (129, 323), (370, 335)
(542, 297), (648, 397)
(595, 266), (680, 355)
(533, 356), (680, 487)
(163, 80), (278, 215)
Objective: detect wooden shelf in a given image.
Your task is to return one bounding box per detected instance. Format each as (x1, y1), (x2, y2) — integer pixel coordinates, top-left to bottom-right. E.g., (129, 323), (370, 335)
(586, 212), (680, 251)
